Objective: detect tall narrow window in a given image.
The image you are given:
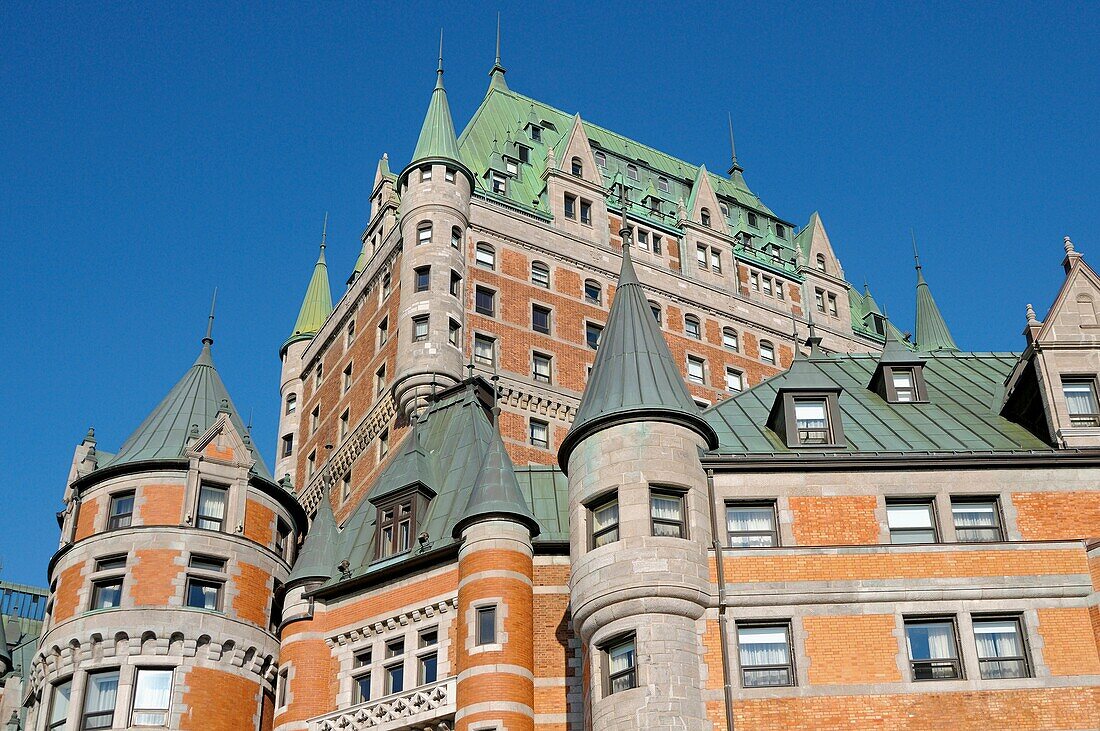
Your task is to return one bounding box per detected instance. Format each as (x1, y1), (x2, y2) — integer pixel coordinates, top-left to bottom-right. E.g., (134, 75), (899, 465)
(571, 157), (583, 176)
(726, 501), (778, 547)
(657, 176), (669, 192)
(448, 318), (461, 347)
(450, 270), (461, 297)
(649, 301), (662, 324)
(759, 341), (775, 365)
(951, 497), (1003, 542)
(196, 484), (227, 531)
(815, 289), (826, 313)
(747, 211), (759, 227)
(310, 406), (319, 435)
(886, 499), (938, 544)
(532, 352), (552, 383)
(905, 618), (961, 680)
(417, 222), (432, 246)
(420, 166), (432, 182)
(626, 164), (639, 181)
(650, 489), (686, 538)
(475, 286), (496, 317)
(762, 276), (774, 297)
(47, 679), (71, 731)
(532, 304), (552, 334)
(476, 606), (497, 645)
(345, 320), (355, 348)
(352, 650), (371, 703)
(816, 253), (826, 272)
(974, 616), (1030, 679)
(1062, 377), (1100, 426)
(594, 150), (606, 167)
(474, 334), (496, 366)
(725, 367), (743, 393)
(684, 315), (701, 339)
(529, 418), (549, 448)
(776, 223), (787, 239)
(891, 368), (916, 402)
(586, 322), (603, 350)
(131, 668), (173, 726)
(107, 492), (135, 530)
(590, 495), (619, 548)
(700, 208), (712, 227)
(750, 272), (760, 291)
(490, 172), (507, 194)
(710, 249), (721, 272)
(696, 245), (708, 270)
(738, 624), (794, 687)
(375, 364), (387, 395)
(531, 261), (550, 288)
(604, 634), (638, 694)
(342, 363), (353, 393)
(687, 356), (705, 384)
(722, 327), (739, 351)
(564, 193), (577, 219)
(378, 317), (388, 346)
(81, 669), (120, 730)
(584, 280), (602, 305)
(412, 315), (429, 342)
(379, 428), (389, 458)
(418, 628), (439, 685)
(475, 243), (496, 269)
(451, 226), (462, 249)
(339, 409), (350, 439)
(285, 393), (297, 414)
(377, 499), (414, 558)
(827, 293), (838, 317)
(579, 199), (591, 225)
(414, 265), (430, 292)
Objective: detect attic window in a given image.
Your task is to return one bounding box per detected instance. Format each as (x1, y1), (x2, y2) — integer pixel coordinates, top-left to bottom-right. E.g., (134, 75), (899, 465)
(529, 125), (542, 142)
(571, 157), (583, 176)
(776, 223), (787, 239)
(518, 146), (530, 164)
(626, 164), (639, 181)
(884, 366), (928, 403)
(490, 172), (507, 195)
(1062, 377), (1100, 427)
(700, 208), (712, 227)
(657, 177), (669, 193)
(794, 399), (830, 444)
(747, 212), (759, 228)
(595, 150), (606, 167)
(506, 159), (518, 176)
(377, 498), (414, 559)
(816, 254), (827, 272)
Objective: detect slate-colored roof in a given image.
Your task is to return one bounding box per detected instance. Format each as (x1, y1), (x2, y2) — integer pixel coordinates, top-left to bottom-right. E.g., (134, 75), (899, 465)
(103, 340), (272, 478)
(408, 58), (464, 170)
(288, 484), (340, 586)
(560, 244), (718, 468)
(328, 380), (562, 588)
(287, 239), (333, 347)
(705, 351), (1051, 455)
(915, 265), (959, 352)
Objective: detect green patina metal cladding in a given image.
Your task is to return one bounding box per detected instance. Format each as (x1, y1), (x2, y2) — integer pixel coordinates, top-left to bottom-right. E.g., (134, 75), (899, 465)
(289, 243), (333, 343)
(915, 266), (960, 352)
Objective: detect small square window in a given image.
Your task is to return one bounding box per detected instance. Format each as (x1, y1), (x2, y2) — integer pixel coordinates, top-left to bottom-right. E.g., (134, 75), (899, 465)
(793, 398), (829, 445)
(726, 501), (778, 547)
(594, 150), (606, 167)
(185, 577), (222, 611)
(386, 638), (404, 658)
(589, 495), (619, 548)
(412, 315), (429, 342)
(747, 211), (759, 227)
(657, 176), (669, 192)
(419, 628), (438, 648)
(759, 341), (775, 365)
(584, 280), (602, 305)
(905, 618), (961, 680)
(725, 367), (743, 393)
(474, 334), (495, 366)
(650, 489), (686, 538)
(951, 497), (1003, 542)
(532, 304), (552, 334)
(506, 159), (518, 175)
(887, 499), (938, 544)
(90, 578), (122, 610)
(475, 287), (496, 317)
(531, 262), (550, 288)
(476, 606), (497, 645)
(415, 266), (430, 292)
(738, 623), (794, 687)
(529, 418), (549, 448)
(974, 616), (1030, 679)
(604, 634), (637, 694)
(1062, 377), (1100, 426)
(107, 492), (135, 530)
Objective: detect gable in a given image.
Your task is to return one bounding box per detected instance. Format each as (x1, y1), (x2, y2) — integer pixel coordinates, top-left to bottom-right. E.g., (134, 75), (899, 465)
(1036, 259), (1100, 345)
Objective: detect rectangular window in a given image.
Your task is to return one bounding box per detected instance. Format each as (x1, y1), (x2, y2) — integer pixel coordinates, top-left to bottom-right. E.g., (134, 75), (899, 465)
(385, 663), (404, 695)
(637, 229), (649, 250)
(974, 616), (1030, 679)
(413, 315), (429, 342)
(281, 433), (294, 457)
(386, 638), (404, 658)
(341, 472), (351, 501)
(377, 500), (413, 558)
(905, 618), (961, 680)
(529, 418), (549, 448)
(131, 668), (173, 726)
(449, 270), (461, 297)
(580, 199), (592, 225)
(586, 322), (603, 350)
(590, 495), (619, 548)
(346, 320), (355, 348)
(762, 276), (773, 297)
(196, 484), (228, 531)
(307, 450), (316, 478)
(604, 634), (638, 694)
(95, 555), (127, 572)
(475, 245), (495, 269)
(378, 317), (389, 346)
(188, 554), (226, 572)
(685, 317), (701, 339)
(107, 492), (134, 530)
(343, 363), (353, 393)
(584, 280), (601, 305)
(476, 606), (497, 645)
(725, 367), (743, 393)
(518, 146), (530, 163)
(776, 281), (785, 300)
(827, 293), (838, 317)
(650, 489), (686, 538)
(687, 356), (705, 385)
(696, 245), (708, 270)
(887, 499), (938, 544)
(475, 286), (496, 317)
(738, 624), (794, 687)
(760, 342), (775, 365)
(564, 193), (576, 219)
(951, 498), (1003, 542)
(90, 578), (122, 610)
(185, 578), (222, 611)
(532, 352), (552, 383)
(531, 263), (550, 288)
(723, 329), (739, 350)
(506, 159), (518, 175)
(793, 398), (829, 445)
(414, 266), (430, 292)
(417, 224), (432, 246)
(490, 172), (506, 195)
(1062, 377), (1100, 426)
(474, 334), (495, 366)
(445, 167), (455, 182)
(726, 501), (778, 547)
(448, 318), (461, 347)
(750, 272), (760, 291)
(310, 406), (320, 435)
(711, 249), (722, 273)
(315, 363), (323, 386)
(47, 679), (71, 731)
(418, 652), (438, 685)
(81, 669), (120, 730)
(420, 166), (432, 182)
(652, 235), (662, 254)
(892, 368), (916, 402)
(339, 409), (350, 439)
(532, 304), (552, 334)
(354, 671), (371, 704)
(375, 364), (387, 395)
(275, 520), (291, 561)
(815, 289), (826, 313)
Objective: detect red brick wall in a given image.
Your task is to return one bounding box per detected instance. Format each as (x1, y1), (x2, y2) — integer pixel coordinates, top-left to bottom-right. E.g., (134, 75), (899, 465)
(1037, 607), (1100, 676)
(180, 666), (260, 731)
(1012, 491), (1100, 541)
(789, 496), (879, 545)
(73, 496), (101, 541)
(138, 484), (183, 525)
(131, 549), (181, 606)
(52, 562), (85, 622)
(243, 500), (275, 547)
(802, 614), (901, 684)
(273, 636), (338, 726)
(234, 562), (271, 627)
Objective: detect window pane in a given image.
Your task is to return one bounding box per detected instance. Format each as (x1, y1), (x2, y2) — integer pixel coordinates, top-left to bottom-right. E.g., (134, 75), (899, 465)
(82, 670), (119, 728)
(197, 486), (227, 530)
(593, 501), (619, 534)
(420, 653), (438, 684)
(355, 673), (371, 703)
(952, 500), (1001, 542)
(887, 504), (933, 528)
(92, 580), (122, 609)
(477, 607), (497, 645)
(726, 505), (777, 547)
(906, 621), (957, 660)
(738, 625), (791, 687)
(186, 580), (220, 610)
(132, 669), (172, 725)
(975, 618), (1028, 679)
(49, 680), (71, 726)
(385, 664), (404, 694)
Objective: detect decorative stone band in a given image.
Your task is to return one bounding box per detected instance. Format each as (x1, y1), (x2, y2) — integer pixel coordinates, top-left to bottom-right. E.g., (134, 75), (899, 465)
(30, 627), (278, 693)
(325, 598), (458, 648)
(309, 676), (454, 731)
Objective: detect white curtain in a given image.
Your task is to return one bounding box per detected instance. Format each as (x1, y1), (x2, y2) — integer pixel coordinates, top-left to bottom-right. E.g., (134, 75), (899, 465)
(794, 402), (826, 429)
(974, 621), (1021, 659)
(907, 623), (954, 660)
(739, 627), (788, 666)
(952, 503), (994, 528)
(593, 502), (618, 532)
(48, 681), (71, 726)
(727, 507), (772, 533)
(651, 495), (681, 521)
(199, 486), (226, 523)
(1064, 382), (1095, 414)
(609, 642), (635, 674)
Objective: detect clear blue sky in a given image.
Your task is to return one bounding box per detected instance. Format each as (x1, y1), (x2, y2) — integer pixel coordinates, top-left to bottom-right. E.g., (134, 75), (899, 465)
(1, 2), (1097, 585)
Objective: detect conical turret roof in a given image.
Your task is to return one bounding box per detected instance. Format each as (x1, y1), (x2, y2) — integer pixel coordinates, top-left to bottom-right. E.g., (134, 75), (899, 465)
(409, 48), (464, 169)
(914, 264), (958, 352)
(287, 232), (333, 349)
(559, 244), (717, 469)
(287, 486), (341, 587)
(452, 413), (539, 538)
(107, 337), (271, 478)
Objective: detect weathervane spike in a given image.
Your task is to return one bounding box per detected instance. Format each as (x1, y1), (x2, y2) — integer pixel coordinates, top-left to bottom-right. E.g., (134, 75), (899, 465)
(321, 212), (328, 250)
(438, 28), (444, 74)
(495, 12), (502, 65)
(728, 112), (737, 165)
(203, 287), (218, 345)
(911, 228), (921, 270)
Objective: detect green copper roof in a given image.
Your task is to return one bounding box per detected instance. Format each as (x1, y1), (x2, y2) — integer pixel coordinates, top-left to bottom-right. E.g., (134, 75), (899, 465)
(409, 57), (463, 168)
(288, 486), (340, 586)
(560, 244), (718, 468)
(289, 238), (333, 344)
(103, 339), (272, 479)
(366, 427), (435, 505)
(452, 412), (540, 538)
(705, 351), (1048, 455)
(915, 264), (959, 352)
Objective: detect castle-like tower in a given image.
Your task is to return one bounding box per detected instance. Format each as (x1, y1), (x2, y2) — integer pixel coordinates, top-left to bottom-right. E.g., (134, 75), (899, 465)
(29, 323), (306, 731)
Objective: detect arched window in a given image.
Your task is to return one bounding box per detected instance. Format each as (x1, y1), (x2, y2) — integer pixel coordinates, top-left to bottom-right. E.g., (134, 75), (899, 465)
(684, 314), (701, 339)
(451, 226), (462, 249)
(747, 211), (759, 227)
(595, 150), (607, 167)
(571, 157), (583, 176)
(531, 261), (550, 288)
(657, 176), (670, 193)
(417, 222), (432, 246)
(776, 223), (787, 239)
(285, 393), (297, 414)
(649, 300), (662, 325)
(816, 253), (827, 273)
(700, 208), (712, 227)
(584, 279), (602, 305)
(722, 327), (739, 351)
(759, 340), (776, 365)
(476, 243), (496, 270)
(720, 203), (730, 218)
(627, 164), (639, 181)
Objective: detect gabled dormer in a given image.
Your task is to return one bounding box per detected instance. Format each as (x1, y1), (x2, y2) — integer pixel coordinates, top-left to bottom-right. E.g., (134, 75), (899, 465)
(366, 429), (437, 561)
(869, 335), (928, 404)
(766, 336), (845, 448)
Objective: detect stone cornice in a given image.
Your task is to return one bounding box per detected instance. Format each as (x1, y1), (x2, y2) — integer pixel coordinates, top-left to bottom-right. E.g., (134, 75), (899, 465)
(324, 597), (459, 648)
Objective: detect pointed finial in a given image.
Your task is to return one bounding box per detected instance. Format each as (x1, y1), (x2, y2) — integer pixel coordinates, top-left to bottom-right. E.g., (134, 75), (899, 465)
(466, 353), (475, 380)
(495, 12), (502, 66)
(203, 287), (218, 346)
(619, 182), (633, 244)
(1026, 303), (1039, 325)
(726, 112), (744, 177)
(911, 229), (922, 270)
(321, 212), (328, 251)
(1064, 236), (1075, 254)
(437, 28), (444, 77)
(247, 408), (254, 432)
(84, 426), (96, 444)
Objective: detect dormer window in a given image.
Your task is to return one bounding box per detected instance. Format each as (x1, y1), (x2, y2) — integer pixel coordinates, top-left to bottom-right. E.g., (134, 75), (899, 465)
(747, 211), (759, 228)
(1062, 377), (1100, 427)
(626, 164), (639, 181)
(518, 146), (530, 164)
(700, 208), (712, 227)
(571, 157), (583, 176)
(594, 150), (606, 167)
(794, 399), (829, 444)
(776, 223), (787, 239)
(816, 254), (827, 272)
(657, 177), (669, 193)
(770, 389), (844, 448)
(891, 369), (916, 402)
(377, 499), (414, 559)
(506, 159), (518, 176)
(490, 172), (507, 195)
(874, 363), (929, 404)
(529, 125), (542, 142)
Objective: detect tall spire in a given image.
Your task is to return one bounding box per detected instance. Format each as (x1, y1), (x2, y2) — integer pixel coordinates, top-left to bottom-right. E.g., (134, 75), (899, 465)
(287, 215), (334, 348)
(559, 232), (718, 470)
(911, 231), (959, 352)
(727, 112), (744, 182)
(407, 30), (465, 170)
(488, 12), (508, 90)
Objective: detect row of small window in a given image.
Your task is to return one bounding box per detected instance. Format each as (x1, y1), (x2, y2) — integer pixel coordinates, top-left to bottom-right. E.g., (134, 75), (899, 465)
(305, 429), (389, 481)
(814, 288), (840, 318)
(747, 271), (788, 301)
(723, 496), (1007, 547)
(416, 165), (459, 184)
(338, 627), (442, 707)
(562, 194), (593, 225)
(414, 222), (464, 249)
(46, 668), (173, 730)
(588, 488), (689, 548)
(695, 244), (725, 274)
(685, 356), (746, 392)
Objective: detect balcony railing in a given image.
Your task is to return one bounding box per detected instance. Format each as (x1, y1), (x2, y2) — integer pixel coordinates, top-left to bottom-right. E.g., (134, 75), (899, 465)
(309, 676), (455, 731)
